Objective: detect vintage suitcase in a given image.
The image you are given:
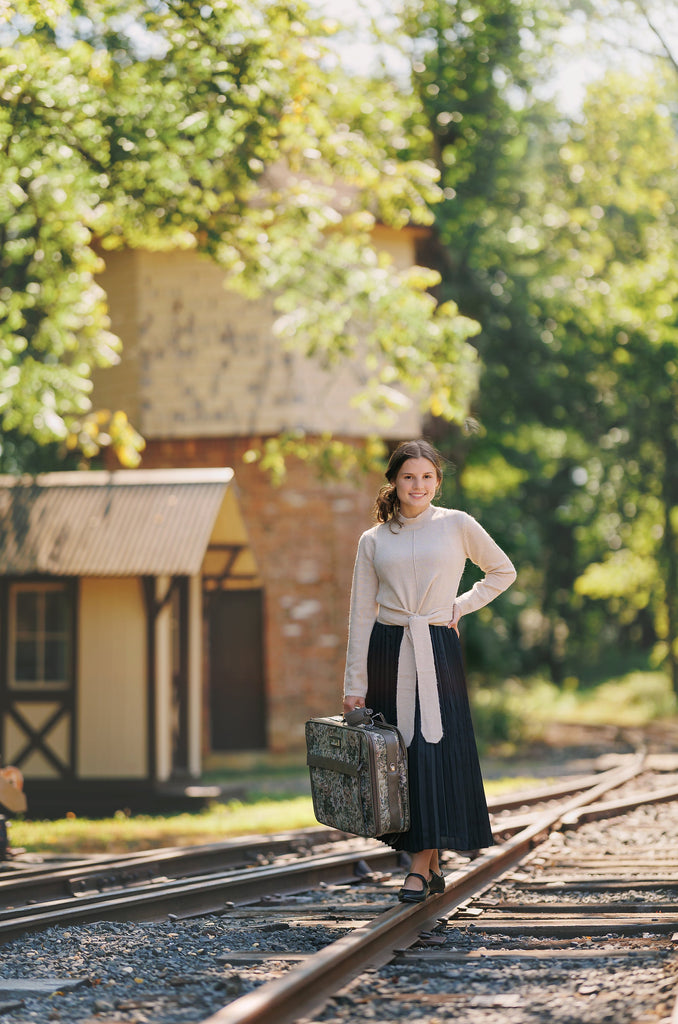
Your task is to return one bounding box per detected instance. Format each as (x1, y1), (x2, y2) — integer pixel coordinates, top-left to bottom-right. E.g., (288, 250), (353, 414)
(305, 708), (410, 838)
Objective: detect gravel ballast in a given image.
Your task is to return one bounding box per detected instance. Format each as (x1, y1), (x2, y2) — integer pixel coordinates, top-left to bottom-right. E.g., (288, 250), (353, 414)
(3, 772), (678, 1023)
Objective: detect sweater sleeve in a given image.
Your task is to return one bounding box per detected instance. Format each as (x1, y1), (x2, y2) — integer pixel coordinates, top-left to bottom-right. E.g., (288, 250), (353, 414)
(453, 513), (517, 618)
(343, 530), (379, 699)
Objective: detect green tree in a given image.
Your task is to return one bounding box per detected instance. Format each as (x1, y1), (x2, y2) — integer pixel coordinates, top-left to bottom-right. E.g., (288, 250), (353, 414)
(439, 57), (678, 689)
(0, 0), (479, 471)
(547, 72), (678, 691)
(393, 0), (678, 688)
(396, 0), (590, 679)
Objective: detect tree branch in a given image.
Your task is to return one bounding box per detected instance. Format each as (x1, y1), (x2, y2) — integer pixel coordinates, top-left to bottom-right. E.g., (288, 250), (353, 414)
(634, 0), (678, 76)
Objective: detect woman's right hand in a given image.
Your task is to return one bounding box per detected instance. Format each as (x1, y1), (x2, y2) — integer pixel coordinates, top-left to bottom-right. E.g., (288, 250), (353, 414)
(343, 695), (366, 715)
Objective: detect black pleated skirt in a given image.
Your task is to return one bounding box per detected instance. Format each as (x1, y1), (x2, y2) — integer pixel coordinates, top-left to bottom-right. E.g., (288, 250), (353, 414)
(366, 621), (494, 854)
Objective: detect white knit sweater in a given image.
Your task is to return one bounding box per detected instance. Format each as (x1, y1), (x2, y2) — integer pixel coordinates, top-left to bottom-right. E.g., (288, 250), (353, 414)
(343, 504), (517, 745)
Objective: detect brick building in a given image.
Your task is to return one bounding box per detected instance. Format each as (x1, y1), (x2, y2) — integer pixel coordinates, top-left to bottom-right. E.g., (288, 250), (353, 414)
(94, 225), (424, 762)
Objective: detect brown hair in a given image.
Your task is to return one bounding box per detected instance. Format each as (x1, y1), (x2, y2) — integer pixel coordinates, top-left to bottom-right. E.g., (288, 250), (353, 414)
(373, 439), (443, 525)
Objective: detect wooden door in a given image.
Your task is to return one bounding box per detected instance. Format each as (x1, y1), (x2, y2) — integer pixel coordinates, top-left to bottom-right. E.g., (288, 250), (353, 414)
(207, 589), (266, 751)
(170, 577), (189, 776)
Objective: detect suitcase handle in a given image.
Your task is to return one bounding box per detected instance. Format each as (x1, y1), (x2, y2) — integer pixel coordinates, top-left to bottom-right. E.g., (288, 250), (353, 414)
(343, 707), (386, 728)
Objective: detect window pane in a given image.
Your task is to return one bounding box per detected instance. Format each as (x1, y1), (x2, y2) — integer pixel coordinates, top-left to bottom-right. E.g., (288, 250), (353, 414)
(44, 639), (68, 683)
(11, 584), (73, 689)
(44, 591), (70, 633)
(16, 592), (38, 633)
(15, 640), (38, 682)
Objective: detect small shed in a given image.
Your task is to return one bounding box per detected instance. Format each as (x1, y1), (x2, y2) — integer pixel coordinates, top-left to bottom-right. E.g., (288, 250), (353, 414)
(0, 467), (259, 816)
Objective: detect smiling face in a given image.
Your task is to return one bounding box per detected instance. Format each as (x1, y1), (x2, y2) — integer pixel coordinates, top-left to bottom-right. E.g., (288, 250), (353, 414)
(394, 457), (440, 519)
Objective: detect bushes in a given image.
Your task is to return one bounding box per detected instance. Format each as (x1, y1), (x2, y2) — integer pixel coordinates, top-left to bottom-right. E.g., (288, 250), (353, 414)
(470, 669), (676, 753)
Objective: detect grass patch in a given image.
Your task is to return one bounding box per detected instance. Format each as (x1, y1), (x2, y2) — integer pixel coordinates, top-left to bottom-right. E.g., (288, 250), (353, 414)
(9, 795), (319, 855)
(472, 668), (677, 752)
(10, 780), (556, 856)
(507, 669), (676, 729)
(553, 670), (676, 727)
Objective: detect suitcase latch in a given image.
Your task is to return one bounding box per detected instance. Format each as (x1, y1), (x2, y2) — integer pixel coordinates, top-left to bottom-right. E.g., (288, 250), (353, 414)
(330, 737), (342, 748)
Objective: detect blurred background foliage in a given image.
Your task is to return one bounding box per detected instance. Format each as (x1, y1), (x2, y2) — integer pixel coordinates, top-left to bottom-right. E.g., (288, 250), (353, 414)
(0, 0), (479, 471)
(2, 0), (678, 711)
(385, 0), (678, 710)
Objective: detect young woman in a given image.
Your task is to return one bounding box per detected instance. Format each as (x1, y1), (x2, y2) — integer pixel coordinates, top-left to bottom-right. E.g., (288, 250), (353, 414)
(343, 439), (516, 902)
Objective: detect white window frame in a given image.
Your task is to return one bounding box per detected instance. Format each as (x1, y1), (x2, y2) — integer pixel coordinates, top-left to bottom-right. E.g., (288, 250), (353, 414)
(8, 582), (73, 691)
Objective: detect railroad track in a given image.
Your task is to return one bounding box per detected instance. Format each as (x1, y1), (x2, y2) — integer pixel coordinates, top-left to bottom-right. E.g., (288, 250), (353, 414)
(4, 755), (678, 1024)
(0, 767), (618, 933)
(0, 832), (407, 942)
(0, 827), (364, 905)
(201, 756), (659, 1024)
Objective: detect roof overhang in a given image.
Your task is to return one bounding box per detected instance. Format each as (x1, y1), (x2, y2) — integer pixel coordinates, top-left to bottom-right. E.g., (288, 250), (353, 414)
(0, 468), (239, 577)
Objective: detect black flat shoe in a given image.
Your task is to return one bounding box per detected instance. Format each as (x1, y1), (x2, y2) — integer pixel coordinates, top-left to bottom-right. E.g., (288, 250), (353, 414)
(398, 872), (429, 903)
(428, 869), (445, 894)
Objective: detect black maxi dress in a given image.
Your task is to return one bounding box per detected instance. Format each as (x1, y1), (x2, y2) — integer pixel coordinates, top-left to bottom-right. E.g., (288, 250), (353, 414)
(366, 620), (494, 853)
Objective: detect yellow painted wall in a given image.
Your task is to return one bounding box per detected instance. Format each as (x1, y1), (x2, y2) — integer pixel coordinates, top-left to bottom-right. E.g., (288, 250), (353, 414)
(371, 223), (428, 270)
(78, 578), (147, 778)
(93, 228), (423, 441)
(92, 249), (142, 425)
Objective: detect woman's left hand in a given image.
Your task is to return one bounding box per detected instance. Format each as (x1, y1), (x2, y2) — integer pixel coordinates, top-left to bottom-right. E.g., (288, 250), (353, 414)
(447, 609), (461, 636)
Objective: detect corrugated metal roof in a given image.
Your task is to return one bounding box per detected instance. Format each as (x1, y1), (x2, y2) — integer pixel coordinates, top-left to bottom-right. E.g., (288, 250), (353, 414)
(0, 468), (235, 577)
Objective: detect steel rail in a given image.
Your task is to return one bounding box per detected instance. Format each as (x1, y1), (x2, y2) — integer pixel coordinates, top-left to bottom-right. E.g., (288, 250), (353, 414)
(0, 827), (353, 902)
(484, 769), (632, 812)
(0, 844), (403, 943)
(199, 756), (646, 1024)
(492, 779), (678, 837)
(560, 780), (678, 826)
